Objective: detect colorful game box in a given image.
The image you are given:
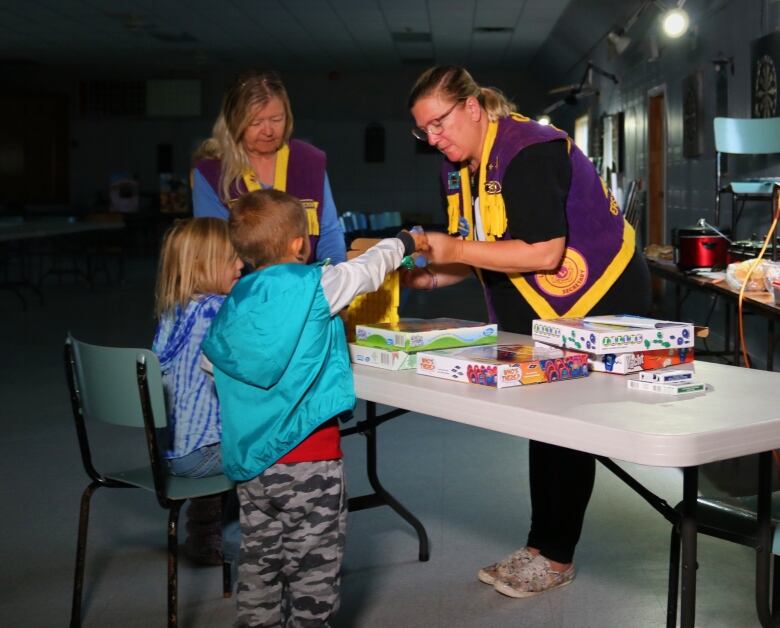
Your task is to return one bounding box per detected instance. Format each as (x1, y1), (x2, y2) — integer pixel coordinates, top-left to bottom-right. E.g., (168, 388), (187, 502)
(415, 344), (589, 389)
(348, 343), (416, 371)
(587, 347), (694, 374)
(531, 315), (694, 355)
(355, 318), (498, 353)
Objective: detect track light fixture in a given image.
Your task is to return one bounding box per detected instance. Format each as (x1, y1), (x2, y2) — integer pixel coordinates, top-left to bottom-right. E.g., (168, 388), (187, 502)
(607, 30), (632, 55)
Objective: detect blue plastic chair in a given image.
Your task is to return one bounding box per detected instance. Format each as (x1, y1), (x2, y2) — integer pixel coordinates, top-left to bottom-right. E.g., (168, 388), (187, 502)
(714, 117), (780, 238)
(64, 334), (234, 627)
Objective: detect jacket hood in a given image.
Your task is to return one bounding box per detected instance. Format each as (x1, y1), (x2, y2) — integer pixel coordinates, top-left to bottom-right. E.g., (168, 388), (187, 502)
(203, 264), (321, 389)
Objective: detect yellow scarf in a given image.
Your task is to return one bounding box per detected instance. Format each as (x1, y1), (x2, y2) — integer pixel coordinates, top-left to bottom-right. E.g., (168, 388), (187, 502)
(240, 144), (319, 235)
(446, 120), (508, 240)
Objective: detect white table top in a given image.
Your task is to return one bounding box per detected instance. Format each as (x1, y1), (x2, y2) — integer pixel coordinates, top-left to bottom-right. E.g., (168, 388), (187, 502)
(353, 332), (780, 468)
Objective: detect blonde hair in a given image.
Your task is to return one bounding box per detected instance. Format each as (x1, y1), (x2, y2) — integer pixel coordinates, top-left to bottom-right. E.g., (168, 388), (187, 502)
(194, 70), (294, 203)
(408, 65), (515, 121)
(229, 189), (307, 267)
(154, 218), (238, 318)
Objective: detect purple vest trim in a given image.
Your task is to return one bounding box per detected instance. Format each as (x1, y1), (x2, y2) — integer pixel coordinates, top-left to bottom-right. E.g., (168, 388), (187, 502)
(441, 116), (627, 317)
(194, 139), (326, 263)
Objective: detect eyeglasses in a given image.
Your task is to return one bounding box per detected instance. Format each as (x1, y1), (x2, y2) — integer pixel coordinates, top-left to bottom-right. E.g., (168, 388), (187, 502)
(411, 100), (463, 142)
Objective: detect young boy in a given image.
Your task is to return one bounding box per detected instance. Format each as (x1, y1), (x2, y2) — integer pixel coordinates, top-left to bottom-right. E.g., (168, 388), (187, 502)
(202, 188), (426, 627)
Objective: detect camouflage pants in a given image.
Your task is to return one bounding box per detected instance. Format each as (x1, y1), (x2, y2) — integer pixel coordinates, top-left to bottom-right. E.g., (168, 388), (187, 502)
(235, 459), (347, 628)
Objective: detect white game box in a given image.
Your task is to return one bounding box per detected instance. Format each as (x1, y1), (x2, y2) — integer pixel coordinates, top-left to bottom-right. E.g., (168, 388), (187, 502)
(532, 315), (694, 356)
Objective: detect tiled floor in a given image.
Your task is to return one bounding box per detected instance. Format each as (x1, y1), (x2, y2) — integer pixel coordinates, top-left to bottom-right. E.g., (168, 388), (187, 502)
(0, 256), (761, 627)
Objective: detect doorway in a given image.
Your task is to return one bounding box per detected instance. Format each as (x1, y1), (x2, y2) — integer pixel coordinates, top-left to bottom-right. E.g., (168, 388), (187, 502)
(647, 88), (666, 305)
(0, 93), (69, 206)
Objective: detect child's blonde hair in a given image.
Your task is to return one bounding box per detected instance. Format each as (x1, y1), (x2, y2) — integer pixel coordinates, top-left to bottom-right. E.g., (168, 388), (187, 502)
(229, 189), (307, 267)
(154, 217), (238, 318)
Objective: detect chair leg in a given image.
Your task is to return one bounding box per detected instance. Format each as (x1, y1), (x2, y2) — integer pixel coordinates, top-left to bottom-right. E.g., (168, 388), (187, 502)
(222, 561), (232, 598)
(71, 482), (99, 628)
(168, 501), (183, 628)
(667, 525), (681, 628)
(773, 554), (780, 620)
(220, 489), (234, 598)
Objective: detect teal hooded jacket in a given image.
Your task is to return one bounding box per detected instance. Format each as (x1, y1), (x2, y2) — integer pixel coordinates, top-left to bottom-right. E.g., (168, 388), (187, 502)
(202, 263), (354, 481)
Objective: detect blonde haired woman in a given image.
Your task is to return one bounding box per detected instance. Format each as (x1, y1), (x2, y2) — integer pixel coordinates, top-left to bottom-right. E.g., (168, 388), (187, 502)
(406, 66), (651, 598)
(192, 70), (345, 264)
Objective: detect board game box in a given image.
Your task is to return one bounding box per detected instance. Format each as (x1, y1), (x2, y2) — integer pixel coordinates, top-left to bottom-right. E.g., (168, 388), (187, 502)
(531, 316), (694, 355)
(587, 347), (694, 374)
(348, 343), (416, 371)
(415, 344), (588, 389)
(355, 318), (497, 353)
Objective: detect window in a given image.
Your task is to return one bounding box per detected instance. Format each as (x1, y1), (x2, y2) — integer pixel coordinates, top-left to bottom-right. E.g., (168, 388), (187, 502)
(574, 114), (590, 157)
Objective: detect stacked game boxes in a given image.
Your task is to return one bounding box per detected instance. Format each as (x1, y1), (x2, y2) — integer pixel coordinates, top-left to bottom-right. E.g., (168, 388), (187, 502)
(349, 318), (497, 371)
(531, 315), (695, 375)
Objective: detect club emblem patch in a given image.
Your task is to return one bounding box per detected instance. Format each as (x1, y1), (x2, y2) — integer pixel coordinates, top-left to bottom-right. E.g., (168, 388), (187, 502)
(484, 180), (502, 194)
(535, 248), (588, 297)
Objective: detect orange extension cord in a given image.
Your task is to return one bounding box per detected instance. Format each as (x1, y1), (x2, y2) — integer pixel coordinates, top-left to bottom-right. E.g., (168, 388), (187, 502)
(736, 186), (780, 368)
(734, 186), (780, 475)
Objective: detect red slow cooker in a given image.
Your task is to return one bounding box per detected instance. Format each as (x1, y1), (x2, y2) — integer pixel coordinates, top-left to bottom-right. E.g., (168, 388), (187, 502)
(673, 226), (731, 270)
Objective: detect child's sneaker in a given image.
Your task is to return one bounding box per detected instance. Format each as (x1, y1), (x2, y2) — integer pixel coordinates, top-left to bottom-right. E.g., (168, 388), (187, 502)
(477, 547), (533, 585)
(493, 553), (575, 598)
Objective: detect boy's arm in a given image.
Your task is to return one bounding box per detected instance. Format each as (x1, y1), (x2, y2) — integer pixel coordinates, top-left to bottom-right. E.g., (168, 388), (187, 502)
(320, 232), (416, 315)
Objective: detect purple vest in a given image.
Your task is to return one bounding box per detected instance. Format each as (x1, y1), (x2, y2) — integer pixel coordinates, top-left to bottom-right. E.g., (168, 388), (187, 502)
(195, 139), (326, 262)
(440, 115), (631, 319)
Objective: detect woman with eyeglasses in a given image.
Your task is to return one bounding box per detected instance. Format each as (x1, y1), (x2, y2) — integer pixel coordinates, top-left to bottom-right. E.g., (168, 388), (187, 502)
(192, 69), (346, 265)
(405, 66), (651, 598)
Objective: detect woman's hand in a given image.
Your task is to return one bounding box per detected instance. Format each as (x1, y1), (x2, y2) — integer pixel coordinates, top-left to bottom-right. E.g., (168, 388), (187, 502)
(400, 263), (471, 290)
(425, 233), (566, 274)
(408, 228), (430, 253)
(424, 231), (464, 265)
(400, 268), (436, 289)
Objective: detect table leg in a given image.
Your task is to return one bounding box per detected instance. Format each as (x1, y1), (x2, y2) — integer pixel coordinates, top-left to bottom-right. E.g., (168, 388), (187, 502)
(675, 283), (682, 321)
(344, 402), (430, 562)
(667, 526), (681, 628)
(680, 466), (698, 628)
(755, 451), (779, 627)
(723, 302), (730, 359)
(733, 302), (741, 367)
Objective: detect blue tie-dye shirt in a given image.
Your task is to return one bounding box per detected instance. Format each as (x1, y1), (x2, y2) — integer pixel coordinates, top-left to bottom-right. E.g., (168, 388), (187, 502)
(153, 294), (225, 459)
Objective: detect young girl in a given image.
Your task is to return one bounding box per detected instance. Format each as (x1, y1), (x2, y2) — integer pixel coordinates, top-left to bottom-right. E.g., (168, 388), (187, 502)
(153, 217), (244, 566)
(153, 217), (244, 478)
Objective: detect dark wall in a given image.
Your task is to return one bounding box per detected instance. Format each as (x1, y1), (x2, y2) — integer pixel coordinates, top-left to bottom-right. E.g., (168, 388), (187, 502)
(549, 0), (780, 367)
(3, 64), (546, 222)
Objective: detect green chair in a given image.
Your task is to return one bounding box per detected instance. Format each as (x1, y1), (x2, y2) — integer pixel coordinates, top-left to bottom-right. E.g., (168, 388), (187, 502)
(64, 334), (235, 628)
(713, 116), (780, 241)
